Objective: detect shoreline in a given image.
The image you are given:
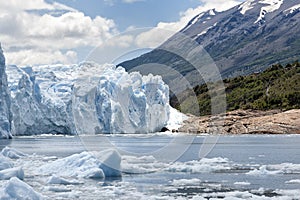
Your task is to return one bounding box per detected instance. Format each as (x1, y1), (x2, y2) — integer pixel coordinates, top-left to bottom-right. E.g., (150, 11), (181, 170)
(179, 109), (300, 135)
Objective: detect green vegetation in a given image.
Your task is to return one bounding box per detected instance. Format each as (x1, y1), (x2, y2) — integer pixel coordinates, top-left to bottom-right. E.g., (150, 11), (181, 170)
(171, 61), (300, 116)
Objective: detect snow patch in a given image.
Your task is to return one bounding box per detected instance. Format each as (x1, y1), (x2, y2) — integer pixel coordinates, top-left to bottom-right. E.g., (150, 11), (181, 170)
(284, 4), (300, 14)
(255, 0), (284, 23)
(209, 9), (216, 16)
(196, 22), (217, 38)
(181, 13), (205, 32)
(239, 0), (256, 15)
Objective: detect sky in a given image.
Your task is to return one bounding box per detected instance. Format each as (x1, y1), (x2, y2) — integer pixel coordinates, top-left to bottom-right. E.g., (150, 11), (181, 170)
(0, 0), (244, 66)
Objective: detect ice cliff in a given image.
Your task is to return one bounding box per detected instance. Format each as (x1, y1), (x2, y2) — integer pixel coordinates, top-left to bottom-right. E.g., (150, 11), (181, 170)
(0, 45), (12, 139)
(5, 60), (169, 136)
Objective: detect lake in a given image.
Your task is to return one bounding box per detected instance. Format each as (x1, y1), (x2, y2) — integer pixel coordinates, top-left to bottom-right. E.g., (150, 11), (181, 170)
(1, 134), (300, 199)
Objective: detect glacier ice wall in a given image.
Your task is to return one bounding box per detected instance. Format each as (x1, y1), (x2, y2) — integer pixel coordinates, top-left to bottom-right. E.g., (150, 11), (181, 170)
(0, 45), (12, 139)
(7, 65), (76, 135)
(6, 62), (170, 135)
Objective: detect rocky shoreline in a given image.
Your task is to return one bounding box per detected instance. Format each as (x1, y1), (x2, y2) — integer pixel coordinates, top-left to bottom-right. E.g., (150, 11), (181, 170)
(179, 109), (300, 134)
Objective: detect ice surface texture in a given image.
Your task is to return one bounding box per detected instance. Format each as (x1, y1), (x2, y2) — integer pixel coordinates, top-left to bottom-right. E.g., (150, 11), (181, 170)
(0, 45), (12, 138)
(0, 177), (44, 200)
(39, 150), (121, 178)
(6, 61), (170, 135)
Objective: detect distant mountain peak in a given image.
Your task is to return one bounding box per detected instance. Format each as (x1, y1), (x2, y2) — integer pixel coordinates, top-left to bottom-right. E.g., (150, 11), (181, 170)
(120, 0), (300, 87)
(181, 8), (217, 32)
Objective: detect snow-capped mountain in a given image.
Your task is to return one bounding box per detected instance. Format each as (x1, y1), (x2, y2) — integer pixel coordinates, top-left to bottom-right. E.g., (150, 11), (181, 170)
(120, 0), (300, 84)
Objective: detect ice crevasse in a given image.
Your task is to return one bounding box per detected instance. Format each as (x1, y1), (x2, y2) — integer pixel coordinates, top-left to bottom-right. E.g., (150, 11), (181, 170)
(5, 59), (170, 135)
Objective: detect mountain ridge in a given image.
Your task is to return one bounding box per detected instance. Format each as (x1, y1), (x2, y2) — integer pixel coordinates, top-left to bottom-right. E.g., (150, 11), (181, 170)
(119, 0), (300, 86)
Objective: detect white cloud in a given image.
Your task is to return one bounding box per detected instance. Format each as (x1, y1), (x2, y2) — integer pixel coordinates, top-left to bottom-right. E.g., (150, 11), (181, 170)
(103, 0), (115, 6)
(134, 0), (242, 48)
(0, 0), (117, 65)
(122, 0), (145, 3)
(5, 49), (78, 65)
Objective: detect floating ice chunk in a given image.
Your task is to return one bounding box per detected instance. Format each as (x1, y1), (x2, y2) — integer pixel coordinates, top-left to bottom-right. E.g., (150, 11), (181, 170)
(1, 147), (26, 159)
(167, 157), (231, 173)
(171, 178), (202, 186)
(0, 155), (13, 171)
(121, 155), (167, 174)
(0, 177), (43, 200)
(0, 167), (24, 180)
(247, 163), (300, 176)
(39, 151), (104, 179)
(234, 182), (251, 186)
(285, 179), (300, 184)
(47, 175), (83, 185)
(39, 150), (121, 178)
(95, 149), (121, 177)
(246, 165), (279, 175)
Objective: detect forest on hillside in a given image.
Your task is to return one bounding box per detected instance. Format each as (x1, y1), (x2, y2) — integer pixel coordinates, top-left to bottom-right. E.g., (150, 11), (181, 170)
(171, 61), (300, 116)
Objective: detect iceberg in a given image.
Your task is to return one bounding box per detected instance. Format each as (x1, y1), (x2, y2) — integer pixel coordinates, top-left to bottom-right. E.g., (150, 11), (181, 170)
(6, 61), (170, 135)
(1, 146), (26, 159)
(0, 177), (44, 200)
(0, 167), (24, 180)
(0, 155), (13, 171)
(0, 45), (12, 139)
(39, 150), (121, 178)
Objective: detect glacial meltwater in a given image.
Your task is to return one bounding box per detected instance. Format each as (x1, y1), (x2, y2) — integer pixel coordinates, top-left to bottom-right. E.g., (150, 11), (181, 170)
(1, 134), (300, 199)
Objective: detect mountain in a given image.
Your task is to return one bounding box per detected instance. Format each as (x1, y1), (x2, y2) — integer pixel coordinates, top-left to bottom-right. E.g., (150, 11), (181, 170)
(119, 0), (300, 86)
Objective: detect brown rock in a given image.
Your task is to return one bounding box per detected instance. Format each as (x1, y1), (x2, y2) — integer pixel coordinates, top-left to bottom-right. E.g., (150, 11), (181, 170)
(179, 109), (300, 134)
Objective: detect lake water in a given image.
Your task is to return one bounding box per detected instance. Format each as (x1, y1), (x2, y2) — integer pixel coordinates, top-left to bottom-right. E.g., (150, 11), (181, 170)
(1, 134), (300, 199)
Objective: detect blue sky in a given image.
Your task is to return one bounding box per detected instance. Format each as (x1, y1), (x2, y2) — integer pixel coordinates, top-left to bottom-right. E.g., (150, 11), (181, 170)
(0, 0), (244, 65)
(47, 0), (202, 30)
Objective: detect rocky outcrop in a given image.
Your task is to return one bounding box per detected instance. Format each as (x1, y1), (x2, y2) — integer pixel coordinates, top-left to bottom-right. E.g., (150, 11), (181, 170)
(0, 44), (12, 138)
(180, 109), (300, 134)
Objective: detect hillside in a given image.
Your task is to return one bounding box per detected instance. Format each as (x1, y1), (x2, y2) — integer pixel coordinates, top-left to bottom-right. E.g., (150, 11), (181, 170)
(172, 62), (300, 116)
(119, 0), (300, 87)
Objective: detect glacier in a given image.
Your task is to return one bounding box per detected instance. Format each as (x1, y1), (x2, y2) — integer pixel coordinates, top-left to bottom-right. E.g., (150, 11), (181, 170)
(0, 45), (12, 139)
(5, 60), (170, 136)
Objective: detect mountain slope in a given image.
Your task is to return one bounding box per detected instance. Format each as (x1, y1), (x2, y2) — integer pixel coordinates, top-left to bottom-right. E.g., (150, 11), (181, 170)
(173, 62), (300, 116)
(119, 0), (300, 85)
